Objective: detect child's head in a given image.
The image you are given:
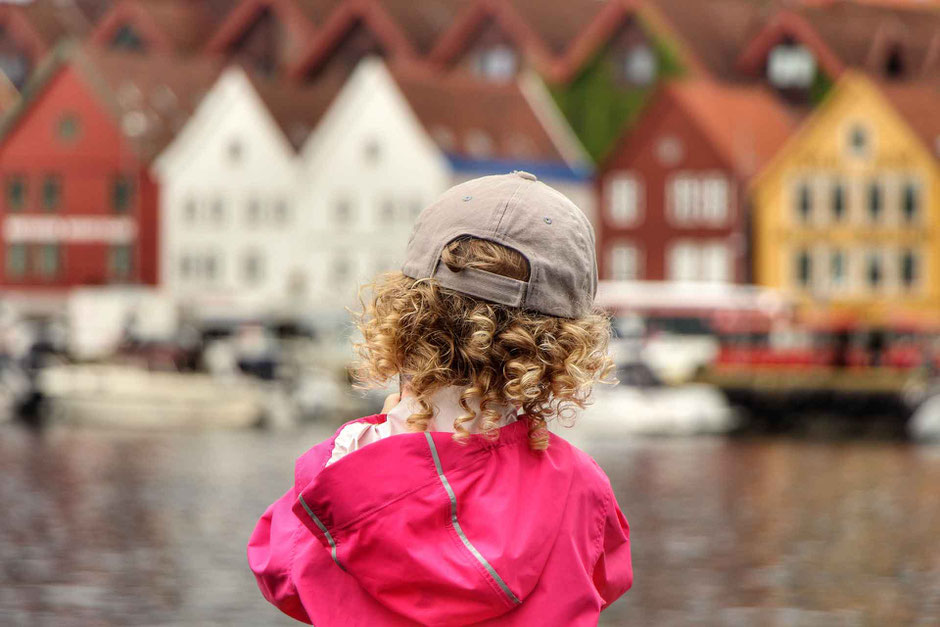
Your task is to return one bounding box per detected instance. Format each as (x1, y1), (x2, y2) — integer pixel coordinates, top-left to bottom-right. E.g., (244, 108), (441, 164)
(354, 172), (613, 449)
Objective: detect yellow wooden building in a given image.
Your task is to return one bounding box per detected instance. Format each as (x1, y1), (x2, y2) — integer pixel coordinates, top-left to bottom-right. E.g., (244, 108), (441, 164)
(751, 71), (940, 327)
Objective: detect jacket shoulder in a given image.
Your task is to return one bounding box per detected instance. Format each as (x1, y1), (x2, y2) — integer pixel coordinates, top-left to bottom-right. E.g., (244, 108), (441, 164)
(546, 432), (617, 513)
(293, 414), (385, 491)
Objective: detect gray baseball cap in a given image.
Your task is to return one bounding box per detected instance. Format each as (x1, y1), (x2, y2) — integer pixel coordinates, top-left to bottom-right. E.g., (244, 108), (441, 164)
(401, 171), (597, 318)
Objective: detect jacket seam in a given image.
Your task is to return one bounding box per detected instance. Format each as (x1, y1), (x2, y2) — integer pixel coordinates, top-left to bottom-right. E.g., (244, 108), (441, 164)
(431, 446), (520, 609)
(306, 433), (523, 537)
(590, 488), (613, 567)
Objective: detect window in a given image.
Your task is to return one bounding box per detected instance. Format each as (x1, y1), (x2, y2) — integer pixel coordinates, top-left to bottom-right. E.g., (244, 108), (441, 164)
(334, 198), (353, 224)
(885, 44), (905, 79)
(767, 43), (816, 88)
(111, 24), (146, 52)
(205, 255), (219, 282)
(795, 249), (812, 287)
(867, 180), (883, 222)
(243, 251), (264, 285)
(866, 251), (883, 289)
(607, 174), (641, 225)
(702, 243), (731, 282)
(6, 175), (26, 211)
(227, 139), (243, 163)
(848, 124), (870, 158)
(609, 244), (639, 280)
(670, 176), (698, 224)
(37, 243), (61, 278)
(180, 254), (192, 279)
(246, 198), (261, 224)
(211, 198), (225, 224)
(109, 245), (133, 280)
(900, 249), (918, 289)
(475, 45), (518, 80)
(795, 181), (812, 223)
(363, 139), (382, 164)
(623, 44), (657, 86)
(183, 198), (197, 223)
(112, 175), (134, 213)
(667, 242), (698, 281)
(0, 51), (29, 89)
(830, 249), (846, 289)
(901, 181), (920, 224)
(41, 175), (61, 212)
(378, 199), (395, 224)
(57, 113), (80, 142)
(702, 177), (729, 224)
(5, 244), (27, 278)
(333, 255), (351, 285)
(830, 180), (846, 222)
(273, 200), (289, 225)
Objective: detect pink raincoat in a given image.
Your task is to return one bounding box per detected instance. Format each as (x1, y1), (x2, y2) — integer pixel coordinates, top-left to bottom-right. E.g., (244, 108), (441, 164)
(248, 414), (632, 625)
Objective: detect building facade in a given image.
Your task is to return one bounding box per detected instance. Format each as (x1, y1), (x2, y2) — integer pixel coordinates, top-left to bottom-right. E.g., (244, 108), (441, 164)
(154, 66), (337, 316)
(0, 47), (220, 293)
(597, 79), (793, 284)
(751, 72), (940, 325)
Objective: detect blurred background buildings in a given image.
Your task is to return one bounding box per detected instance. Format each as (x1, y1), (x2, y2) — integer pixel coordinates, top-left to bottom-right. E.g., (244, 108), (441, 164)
(0, 0), (937, 425)
(1, 1), (940, 624)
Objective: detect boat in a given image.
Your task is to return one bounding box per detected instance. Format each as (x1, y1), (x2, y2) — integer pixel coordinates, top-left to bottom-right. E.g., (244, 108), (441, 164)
(38, 364), (275, 429)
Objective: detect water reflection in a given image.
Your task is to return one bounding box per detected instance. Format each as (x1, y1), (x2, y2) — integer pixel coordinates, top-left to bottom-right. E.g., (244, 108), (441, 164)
(2, 424), (939, 625)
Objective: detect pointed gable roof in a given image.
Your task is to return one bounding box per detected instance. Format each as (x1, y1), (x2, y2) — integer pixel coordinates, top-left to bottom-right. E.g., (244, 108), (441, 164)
(90, 0), (221, 54)
(878, 80), (940, 159)
(427, 0), (555, 76)
(645, 0), (772, 80)
(247, 70), (345, 150)
(289, 0), (417, 79)
(389, 63), (567, 165)
(206, 0), (320, 67)
(0, 0), (91, 62)
(735, 0), (940, 80)
(374, 0), (467, 55)
(0, 43), (224, 163)
(665, 79), (796, 178)
(74, 46), (225, 162)
(548, 0), (707, 83)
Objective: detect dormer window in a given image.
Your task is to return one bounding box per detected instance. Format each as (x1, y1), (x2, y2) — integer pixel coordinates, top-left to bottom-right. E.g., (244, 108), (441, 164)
(474, 45), (517, 80)
(0, 48), (29, 90)
(847, 124), (870, 158)
(767, 42), (816, 89)
(623, 44), (657, 86)
(111, 24), (146, 52)
(884, 44), (905, 79)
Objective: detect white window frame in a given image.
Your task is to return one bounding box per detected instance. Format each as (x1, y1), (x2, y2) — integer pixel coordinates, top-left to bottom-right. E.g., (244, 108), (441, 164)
(608, 242), (642, 281)
(667, 173), (699, 226)
(767, 43), (816, 89)
(606, 172), (643, 226)
(701, 175), (731, 226)
(666, 239), (699, 282)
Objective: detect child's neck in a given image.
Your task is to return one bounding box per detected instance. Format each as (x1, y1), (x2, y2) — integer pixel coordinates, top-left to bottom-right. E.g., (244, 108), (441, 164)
(389, 384), (519, 433)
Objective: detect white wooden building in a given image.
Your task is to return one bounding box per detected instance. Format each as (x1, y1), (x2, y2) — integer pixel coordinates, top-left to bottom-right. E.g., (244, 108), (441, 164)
(295, 58), (594, 314)
(156, 59), (593, 323)
(154, 66), (339, 319)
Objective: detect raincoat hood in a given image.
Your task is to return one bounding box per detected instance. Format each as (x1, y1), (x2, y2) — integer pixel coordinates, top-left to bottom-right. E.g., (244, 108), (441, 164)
(290, 417), (568, 625)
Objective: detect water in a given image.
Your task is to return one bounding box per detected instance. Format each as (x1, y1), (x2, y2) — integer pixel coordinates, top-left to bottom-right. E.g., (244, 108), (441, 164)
(2, 423), (939, 626)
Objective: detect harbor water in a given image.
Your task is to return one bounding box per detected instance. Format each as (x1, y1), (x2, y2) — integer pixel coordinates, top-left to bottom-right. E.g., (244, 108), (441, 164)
(1, 423), (940, 626)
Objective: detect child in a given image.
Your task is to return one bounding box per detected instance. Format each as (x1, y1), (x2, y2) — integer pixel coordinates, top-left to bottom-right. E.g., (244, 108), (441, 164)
(248, 171), (632, 625)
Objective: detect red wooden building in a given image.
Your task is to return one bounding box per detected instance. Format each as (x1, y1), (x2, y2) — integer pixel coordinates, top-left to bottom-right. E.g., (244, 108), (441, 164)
(596, 78), (793, 283)
(0, 46), (220, 292)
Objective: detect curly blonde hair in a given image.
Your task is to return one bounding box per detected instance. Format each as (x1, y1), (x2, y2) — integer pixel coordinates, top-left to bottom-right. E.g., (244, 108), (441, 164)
(353, 237), (614, 450)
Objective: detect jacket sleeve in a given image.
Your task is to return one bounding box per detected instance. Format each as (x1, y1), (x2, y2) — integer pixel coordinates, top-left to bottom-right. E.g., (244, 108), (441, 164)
(592, 490), (633, 610)
(247, 487), (312, 624)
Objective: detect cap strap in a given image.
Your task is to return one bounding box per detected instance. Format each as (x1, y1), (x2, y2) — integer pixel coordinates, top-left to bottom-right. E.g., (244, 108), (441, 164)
(432, 263), (527, 308)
